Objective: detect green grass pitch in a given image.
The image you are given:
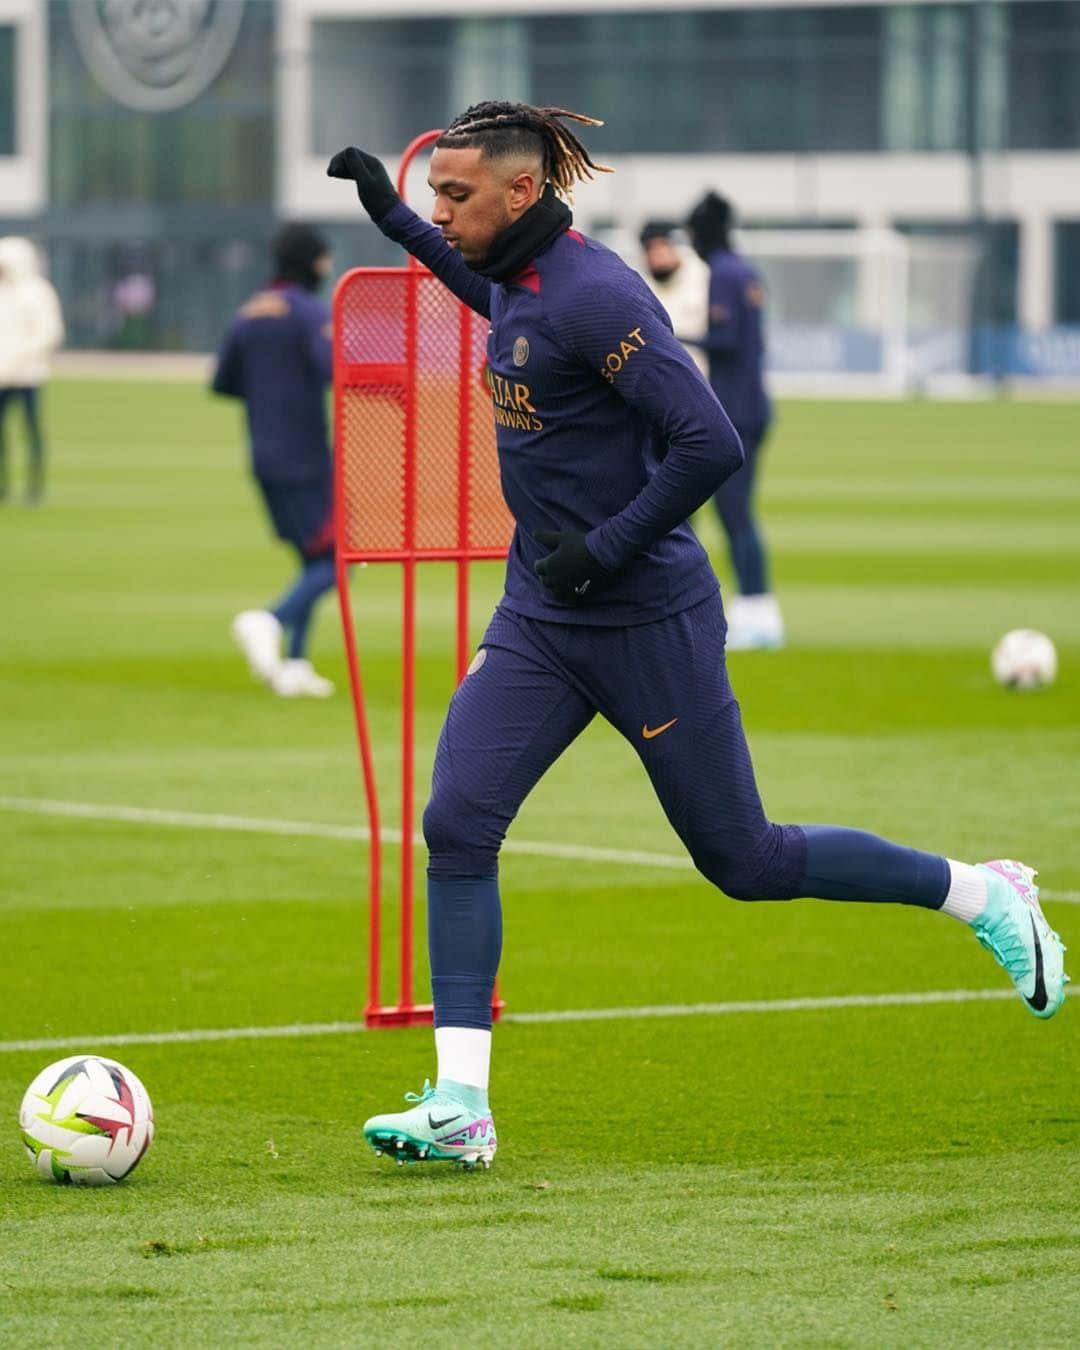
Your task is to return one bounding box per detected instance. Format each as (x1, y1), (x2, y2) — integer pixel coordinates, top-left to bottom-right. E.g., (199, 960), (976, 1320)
(1, 380), (1078, 1345)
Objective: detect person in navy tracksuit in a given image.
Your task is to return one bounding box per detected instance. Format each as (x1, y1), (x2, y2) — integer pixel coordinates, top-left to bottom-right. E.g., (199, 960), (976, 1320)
(213, 224), (337, 698)
(325, 103), (1063, 1167)
(687, 191), (783, 650)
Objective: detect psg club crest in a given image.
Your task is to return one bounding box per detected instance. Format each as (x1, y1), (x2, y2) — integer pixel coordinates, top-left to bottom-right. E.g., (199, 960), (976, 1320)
(513, 337), (530, 367)
(70, 0), (245, 113)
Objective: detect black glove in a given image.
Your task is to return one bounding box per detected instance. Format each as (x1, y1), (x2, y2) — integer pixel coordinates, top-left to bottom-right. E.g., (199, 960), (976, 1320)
(533, 530), (611, 606)
(326, 147), (399, 223)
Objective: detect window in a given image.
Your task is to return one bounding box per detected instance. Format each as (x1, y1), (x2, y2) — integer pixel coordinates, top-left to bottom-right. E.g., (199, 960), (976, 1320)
(0, 24), (15, 155)
(1008, 1), (1080, 150)
(311, 19), (455, 156)
(1055, 223), (1080, 324)
(529, 8), (884, 153)
(882, 5), (973, 152)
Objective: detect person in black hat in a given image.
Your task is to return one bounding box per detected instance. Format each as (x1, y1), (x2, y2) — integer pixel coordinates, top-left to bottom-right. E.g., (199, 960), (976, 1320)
(213, 224), (338, 697)
(687, 192), (783, 650)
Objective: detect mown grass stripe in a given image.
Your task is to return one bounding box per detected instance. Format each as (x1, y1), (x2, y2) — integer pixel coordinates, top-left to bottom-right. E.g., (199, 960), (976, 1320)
(1, 795), (1076, 901)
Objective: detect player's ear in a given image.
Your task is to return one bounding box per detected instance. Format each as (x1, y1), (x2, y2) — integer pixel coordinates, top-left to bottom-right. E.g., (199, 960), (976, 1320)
(507, 169), (539, 212)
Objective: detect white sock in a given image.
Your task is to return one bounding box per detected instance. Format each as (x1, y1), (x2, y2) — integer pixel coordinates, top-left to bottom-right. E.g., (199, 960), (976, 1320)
(941, 860), (988, 923)
(435, 1026), (491, 1092)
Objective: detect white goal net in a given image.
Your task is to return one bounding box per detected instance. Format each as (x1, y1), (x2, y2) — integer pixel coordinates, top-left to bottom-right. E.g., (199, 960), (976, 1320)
(739, 227), (981, 394)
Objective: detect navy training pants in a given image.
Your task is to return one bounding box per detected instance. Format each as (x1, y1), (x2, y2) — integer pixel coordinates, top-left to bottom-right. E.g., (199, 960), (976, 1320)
(425, 594), (806, 898)
(422, 593), (949, 1027)
(712, 421), (769, 596)
(0, 386), (44, 500)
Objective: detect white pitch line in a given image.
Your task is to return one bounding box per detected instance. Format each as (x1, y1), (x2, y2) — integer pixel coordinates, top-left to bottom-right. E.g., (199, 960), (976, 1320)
(0, 1022), (365, 1054)
(505, 988), (1018, 1023)
(0, 795), (695, 872)
(0, 794), (1077, 901)
(0, 987), (1019, 1055)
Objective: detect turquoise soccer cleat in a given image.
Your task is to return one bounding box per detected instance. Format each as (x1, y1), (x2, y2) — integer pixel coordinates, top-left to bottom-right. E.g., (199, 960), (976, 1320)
(972, 860), (1068, 1019)
(363, 1080), (497, 1169)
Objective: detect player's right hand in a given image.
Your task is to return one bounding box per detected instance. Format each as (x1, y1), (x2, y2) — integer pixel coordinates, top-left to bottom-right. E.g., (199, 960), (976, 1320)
(326, 147), (399, 223)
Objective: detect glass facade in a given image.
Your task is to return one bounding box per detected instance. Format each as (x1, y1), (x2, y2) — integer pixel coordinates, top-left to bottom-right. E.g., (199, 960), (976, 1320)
(1056, 222), (1080, 323)
(882, 4), (973, 151)
(310, 8), (886, 156)
(311, 18), (455, 158)
(0, 24), (15, 155)
(311, 3), (1080, 158)
(1008, 1), (1080, 150)
(45, 0), (276, 350)
(50, 1), (273, 209)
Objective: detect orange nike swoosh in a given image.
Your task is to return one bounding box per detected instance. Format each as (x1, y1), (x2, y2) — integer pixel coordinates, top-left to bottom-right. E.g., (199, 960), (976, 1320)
(642, 717), (679, 740)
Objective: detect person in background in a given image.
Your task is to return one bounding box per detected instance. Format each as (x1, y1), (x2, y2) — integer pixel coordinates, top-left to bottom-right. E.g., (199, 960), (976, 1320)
(686, 192), (784, 650)
(212, 223), (337, 699)
(638, 220), (710, 380)
(0, 237), (65, 505)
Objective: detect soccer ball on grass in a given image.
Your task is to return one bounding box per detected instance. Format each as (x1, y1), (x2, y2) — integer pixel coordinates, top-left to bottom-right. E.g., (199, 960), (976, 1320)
(991, 629), (1057, 691)
(19, 1055), (154, 1185)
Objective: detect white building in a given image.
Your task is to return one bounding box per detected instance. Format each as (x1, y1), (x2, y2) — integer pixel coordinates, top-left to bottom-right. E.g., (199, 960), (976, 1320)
(1, 0), (1078, 372)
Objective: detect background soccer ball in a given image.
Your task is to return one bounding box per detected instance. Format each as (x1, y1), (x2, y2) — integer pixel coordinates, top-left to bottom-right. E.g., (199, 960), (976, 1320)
(19, 1055), (154, 1185)
(991, 629), (1058, 691)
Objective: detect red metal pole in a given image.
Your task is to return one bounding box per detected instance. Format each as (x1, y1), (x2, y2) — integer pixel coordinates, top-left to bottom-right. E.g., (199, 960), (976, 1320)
(400, 559), (416, 1010)
(455, 305), (473, 683)
(395, 130), (443, 1014)
(336, 557), (383, 1017)
(399, 259), (420, 1013)
(396, 129), (442, 197)
(331, 274), (385, 1020)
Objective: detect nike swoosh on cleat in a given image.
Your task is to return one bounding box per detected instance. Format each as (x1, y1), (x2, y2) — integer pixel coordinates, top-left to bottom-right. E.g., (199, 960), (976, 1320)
(428, 1112), (462, 1130)
(1025, 914), (1048, 1011)
(642, 718), (678, 740)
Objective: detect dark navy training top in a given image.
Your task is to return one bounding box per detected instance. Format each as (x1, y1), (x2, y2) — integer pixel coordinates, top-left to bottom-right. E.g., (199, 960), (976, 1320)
(380, 202), (744, 626)
(700, 249), (771, 433)
(212, 283), (333, 483)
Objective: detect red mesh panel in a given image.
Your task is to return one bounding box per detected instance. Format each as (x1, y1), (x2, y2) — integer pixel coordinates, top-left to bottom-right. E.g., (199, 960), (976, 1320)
(340, 383), (405, 553)
(333, 267), (512, 560)
(467, 312), (506, 550)
(414, 277), (462, 551)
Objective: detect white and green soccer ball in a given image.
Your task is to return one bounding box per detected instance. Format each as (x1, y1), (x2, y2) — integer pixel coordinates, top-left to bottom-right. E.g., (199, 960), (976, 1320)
(991, 629), (1058, 691)
(19, 1055), (154, 1185)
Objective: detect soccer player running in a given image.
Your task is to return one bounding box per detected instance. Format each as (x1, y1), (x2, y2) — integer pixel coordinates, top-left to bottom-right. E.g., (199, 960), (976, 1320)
(686, 191), (783, 651)
(213, 224), (337, 699)
(328, 103), (1066, 1169)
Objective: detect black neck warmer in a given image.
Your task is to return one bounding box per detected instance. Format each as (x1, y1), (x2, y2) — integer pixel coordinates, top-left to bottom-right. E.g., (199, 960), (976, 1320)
(469, 184), (572, 282)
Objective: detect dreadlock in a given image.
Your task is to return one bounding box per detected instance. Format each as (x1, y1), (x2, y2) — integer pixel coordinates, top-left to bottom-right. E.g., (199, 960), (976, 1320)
(436, 101), (613, 201)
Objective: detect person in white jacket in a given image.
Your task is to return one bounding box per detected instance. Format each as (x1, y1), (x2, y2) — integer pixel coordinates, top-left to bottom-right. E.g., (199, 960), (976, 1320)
(0, 236), (65, 503)
(638, 220), (710, 379)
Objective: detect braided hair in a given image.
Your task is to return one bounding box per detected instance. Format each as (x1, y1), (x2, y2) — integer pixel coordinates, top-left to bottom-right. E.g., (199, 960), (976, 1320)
(435, 101), (613, 200)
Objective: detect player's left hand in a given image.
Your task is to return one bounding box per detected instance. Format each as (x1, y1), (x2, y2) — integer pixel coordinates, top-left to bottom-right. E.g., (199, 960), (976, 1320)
(326, 147), (399, 223)
(533, 530), (611, 605)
